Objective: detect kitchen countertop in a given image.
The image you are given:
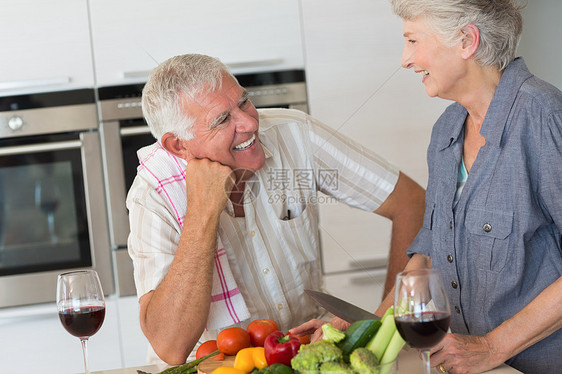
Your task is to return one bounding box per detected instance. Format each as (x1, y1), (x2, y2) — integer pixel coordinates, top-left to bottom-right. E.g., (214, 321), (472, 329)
(91, 348), (521, 374)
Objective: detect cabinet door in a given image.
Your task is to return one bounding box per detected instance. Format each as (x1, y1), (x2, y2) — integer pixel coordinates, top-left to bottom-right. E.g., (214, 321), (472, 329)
(117, 296), (150, 367)
(88, 0), (304, 87)
(0, 0), (94, 96)
(324, 268), (386, 312)
(0, 300), (122, 373)
(301, 0), (449, 274)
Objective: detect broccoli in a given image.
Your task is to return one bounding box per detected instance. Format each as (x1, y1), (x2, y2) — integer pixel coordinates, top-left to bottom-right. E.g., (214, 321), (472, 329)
(319, 361), (353, 373)
(291, 349), (322, 373)
(349, 347), (380, 374)
(290, 340), (344, 373)
(322, 324), (346, 344)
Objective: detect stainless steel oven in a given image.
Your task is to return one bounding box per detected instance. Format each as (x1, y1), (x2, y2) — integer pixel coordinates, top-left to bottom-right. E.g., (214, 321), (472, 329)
(0, 90), (114, 308)
(98, 69), (308, 296)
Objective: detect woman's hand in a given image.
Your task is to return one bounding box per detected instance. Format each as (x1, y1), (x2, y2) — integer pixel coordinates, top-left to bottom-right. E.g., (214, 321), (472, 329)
(288, 317), (351, 342)
(429, 333), (504, 374)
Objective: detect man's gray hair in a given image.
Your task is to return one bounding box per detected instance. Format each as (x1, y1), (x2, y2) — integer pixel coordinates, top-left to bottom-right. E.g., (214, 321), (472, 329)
(141, 54), (235, 141)
(392, 0), (525, 71)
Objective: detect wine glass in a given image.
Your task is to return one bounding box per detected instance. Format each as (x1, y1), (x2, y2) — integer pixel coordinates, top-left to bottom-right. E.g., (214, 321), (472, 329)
(394, 269), (451, 374)
(35, 178), (61, 243)
(57, 270), (106, 374)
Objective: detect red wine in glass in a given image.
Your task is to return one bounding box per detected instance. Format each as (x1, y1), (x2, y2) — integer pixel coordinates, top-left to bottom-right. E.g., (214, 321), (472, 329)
(57, 270), (105, 374)
(58, 306), (106, 338)
(394, 269), (451, 374)
(395, 311), (451, 349)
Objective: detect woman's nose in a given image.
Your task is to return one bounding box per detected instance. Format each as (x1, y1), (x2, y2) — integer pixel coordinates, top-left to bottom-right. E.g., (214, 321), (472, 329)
(401, 48), (414, 69)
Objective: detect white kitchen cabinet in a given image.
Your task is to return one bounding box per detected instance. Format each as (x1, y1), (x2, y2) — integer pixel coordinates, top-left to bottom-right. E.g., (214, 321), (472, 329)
(0, 0), (94, 96)
(117, 296), (150, 368)
(0, 296), (149, 373)
(300, 1), (449, 279)
(324, 268), (387, 313)
(88, 0), (304, 87)
(0, 298), (122, 373)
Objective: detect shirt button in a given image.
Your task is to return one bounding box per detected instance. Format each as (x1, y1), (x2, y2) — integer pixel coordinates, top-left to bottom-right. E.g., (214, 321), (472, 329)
(250, 231), (256, 237)
(263, 268), (269, 274)
(449, 221), (453, 229)
(447, 255), (453, 263)
(483, 223), (492, 233)
(451, 281), (458, 289)
(454, 306), (461, 314)
(277, 304), (284, 310)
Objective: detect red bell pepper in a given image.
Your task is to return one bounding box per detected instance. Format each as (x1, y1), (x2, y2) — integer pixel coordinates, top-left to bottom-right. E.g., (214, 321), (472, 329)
(264, 330), (302, 367)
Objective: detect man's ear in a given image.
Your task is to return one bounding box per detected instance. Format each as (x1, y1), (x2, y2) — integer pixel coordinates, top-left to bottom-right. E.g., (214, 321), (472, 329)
(161, 132), (192, 160)
(460, 23), (480, 60)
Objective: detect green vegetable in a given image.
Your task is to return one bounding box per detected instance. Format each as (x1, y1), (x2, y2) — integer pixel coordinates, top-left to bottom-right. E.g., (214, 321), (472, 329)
(321, 323), (346, 343)
(366, 306), (397, 361)
(250, 363), (294, 374)
(153, 350), (220, 374)
(378, 331), (405, 374)
(349, 347), (379, 374)
(319, 360), (353, 373)
(290, 340), (343, 372)
(336, 319), (381, 362)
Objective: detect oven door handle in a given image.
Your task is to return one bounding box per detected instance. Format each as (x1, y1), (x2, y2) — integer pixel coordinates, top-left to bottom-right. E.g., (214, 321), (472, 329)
(120, 125), (152, 137)
(0, 139), (81, 156)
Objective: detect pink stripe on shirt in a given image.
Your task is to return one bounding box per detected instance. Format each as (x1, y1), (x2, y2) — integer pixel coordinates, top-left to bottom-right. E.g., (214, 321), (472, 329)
(214, 248), (242, 323)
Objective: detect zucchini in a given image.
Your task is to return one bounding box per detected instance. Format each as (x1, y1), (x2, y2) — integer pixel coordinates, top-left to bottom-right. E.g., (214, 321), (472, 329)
(336, 319), (382, 362)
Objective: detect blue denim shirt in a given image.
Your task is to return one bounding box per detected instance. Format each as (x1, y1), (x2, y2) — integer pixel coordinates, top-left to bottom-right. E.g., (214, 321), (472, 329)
(408, 58), (562, 373)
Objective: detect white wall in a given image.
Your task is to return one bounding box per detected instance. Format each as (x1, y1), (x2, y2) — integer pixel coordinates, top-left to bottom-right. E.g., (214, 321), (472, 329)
(518, 0), (562, 89)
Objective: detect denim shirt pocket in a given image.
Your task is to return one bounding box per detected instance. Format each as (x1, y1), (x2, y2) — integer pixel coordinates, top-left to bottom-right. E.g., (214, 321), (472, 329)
(465, 208), (514, 272)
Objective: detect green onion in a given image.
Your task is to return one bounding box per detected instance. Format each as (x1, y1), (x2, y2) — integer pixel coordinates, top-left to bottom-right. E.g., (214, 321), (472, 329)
(379, 331), (406, 374)
(366, 306), (396, 361)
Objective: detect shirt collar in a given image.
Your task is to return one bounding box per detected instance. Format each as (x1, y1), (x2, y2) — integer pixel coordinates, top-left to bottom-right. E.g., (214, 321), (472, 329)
(261, 141), (273, 159)
(436, 57), (532, 151)
(436, 103), (467, 151)
(480, 57), (532, 147)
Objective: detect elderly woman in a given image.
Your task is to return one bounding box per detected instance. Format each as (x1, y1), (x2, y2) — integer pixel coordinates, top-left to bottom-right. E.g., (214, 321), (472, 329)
(291, 0), (562, 373)
(387, 0), (562, 372)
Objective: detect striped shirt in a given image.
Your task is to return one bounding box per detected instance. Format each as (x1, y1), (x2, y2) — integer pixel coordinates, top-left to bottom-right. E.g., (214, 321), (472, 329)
(127, 108), (399, 362)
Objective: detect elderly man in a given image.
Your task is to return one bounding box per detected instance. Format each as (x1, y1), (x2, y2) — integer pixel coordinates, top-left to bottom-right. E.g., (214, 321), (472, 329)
(127, 53), (424, 364)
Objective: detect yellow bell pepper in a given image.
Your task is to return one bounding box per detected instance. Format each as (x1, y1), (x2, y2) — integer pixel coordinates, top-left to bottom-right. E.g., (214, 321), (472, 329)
(233, 347), (268, 373)
(211, 367), (245, 374)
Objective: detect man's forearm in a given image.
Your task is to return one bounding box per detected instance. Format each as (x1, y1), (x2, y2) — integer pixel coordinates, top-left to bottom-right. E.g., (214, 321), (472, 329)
(375, 253), (431, 316)
(141, 214), (220, 364)
(375, 172), (425, 299)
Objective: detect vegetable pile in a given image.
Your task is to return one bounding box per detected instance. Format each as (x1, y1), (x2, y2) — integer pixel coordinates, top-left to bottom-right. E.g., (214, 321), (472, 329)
(290, 306), (404, 373)
(142, 308), (405, 374)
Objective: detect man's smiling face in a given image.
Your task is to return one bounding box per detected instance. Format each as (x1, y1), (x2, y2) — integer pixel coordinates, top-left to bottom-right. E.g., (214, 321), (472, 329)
(181, 73), (265, 181)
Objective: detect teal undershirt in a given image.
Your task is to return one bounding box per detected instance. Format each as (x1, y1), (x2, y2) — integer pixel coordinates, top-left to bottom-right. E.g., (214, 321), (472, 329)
(453, 157), (468, 208)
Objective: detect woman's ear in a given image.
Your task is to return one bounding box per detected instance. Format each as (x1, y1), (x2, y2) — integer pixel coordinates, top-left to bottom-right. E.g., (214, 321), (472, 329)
(460, 23), (480, 60)
(161, 132), (192, 160)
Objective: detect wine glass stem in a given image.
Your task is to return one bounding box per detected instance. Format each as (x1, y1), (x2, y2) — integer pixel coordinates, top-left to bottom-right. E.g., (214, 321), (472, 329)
(47, 212), (56, 243)
(421, 349), (431, 374)
(80, 338), (90, 374)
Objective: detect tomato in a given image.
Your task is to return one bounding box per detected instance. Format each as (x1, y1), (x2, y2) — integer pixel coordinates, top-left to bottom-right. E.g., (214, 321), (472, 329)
(289, 333), (311, 345)
(217, 327), (252, 355)
(246, 319), (280, 347)
(196, 340), (218, 359)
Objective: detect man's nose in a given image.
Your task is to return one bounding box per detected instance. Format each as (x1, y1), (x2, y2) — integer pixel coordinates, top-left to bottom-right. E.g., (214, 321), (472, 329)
(234, 110), (258, 132)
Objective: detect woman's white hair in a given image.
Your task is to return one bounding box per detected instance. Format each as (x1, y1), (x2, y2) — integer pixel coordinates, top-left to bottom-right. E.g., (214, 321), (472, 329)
(392, 0), (525, 71)
(141, 54), (235, 141)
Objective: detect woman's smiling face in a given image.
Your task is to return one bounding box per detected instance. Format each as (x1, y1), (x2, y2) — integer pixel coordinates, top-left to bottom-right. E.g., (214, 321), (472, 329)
(400, 17), (467, 100)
